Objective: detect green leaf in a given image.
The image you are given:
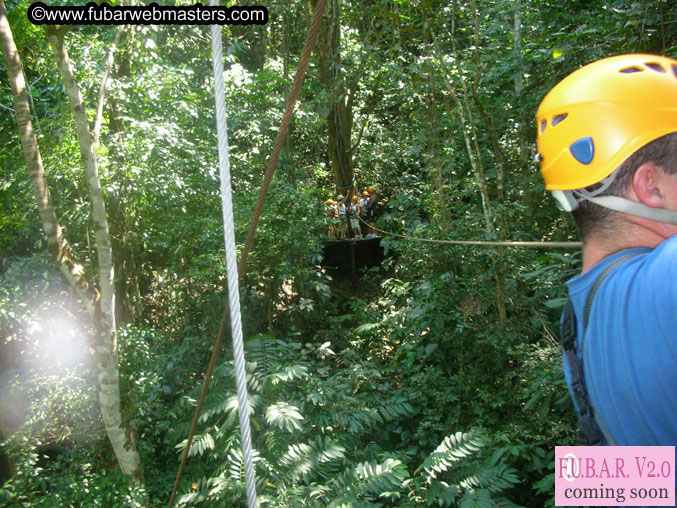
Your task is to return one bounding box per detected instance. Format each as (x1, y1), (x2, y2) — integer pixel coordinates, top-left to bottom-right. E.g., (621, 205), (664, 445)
(265, 402), (304, 432)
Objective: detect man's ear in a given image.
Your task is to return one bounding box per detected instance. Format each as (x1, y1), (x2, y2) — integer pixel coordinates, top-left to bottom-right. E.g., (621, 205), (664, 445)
(632, 163), (665, 208)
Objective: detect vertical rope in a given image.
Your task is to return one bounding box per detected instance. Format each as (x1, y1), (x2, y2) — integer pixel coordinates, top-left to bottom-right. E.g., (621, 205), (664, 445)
(210, 18), (258, 508)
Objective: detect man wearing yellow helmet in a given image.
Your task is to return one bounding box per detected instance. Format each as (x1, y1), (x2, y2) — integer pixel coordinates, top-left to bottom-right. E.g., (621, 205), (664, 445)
(536, 54), (677, 450)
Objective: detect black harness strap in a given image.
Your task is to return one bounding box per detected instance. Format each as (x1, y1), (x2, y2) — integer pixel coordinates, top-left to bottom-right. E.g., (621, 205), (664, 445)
(560, 252), (643, 445)
(561, 300), (605, 445)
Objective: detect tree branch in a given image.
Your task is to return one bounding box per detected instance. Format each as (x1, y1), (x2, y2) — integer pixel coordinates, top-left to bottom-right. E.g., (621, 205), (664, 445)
(349, 111), (369, 154)
(93, 26), (124, 150)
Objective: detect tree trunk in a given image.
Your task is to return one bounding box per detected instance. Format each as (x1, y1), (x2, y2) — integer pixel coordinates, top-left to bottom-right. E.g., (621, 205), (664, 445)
(44, 29), (144, 484)
(316, 0), (354, 195)
(0, 3), (143, 483)
(106, 28), (143, 325)
(282, 5), (292, 158)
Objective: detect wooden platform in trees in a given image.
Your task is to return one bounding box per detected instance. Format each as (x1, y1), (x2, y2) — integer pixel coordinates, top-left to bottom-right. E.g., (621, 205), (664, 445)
(321, 237), (385, 282)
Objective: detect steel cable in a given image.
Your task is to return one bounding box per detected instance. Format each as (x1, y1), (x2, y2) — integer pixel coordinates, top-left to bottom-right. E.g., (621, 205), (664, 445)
(210, 18), (257, 508)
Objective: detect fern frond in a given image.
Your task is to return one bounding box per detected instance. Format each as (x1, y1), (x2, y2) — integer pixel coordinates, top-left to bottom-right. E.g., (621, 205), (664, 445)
(206, 472), (241, 499)
(354, 458), (409, 496)
(175, 476), (209, 506)
(308, 483), (332, 501)
(174, 430), (215, 457)
(327, 458), (410, 506)
(458, 464), (520, 496)
(413, 433), (522, 508)
(244, 335), (277, 374)
(458, 488), (495, 508)
(226, 446), (262, 483)
(266, 401), (304, 432)
(280, 442), (314, 480)
(476, 464), (520, 494)
(246, 335), (301, 374)
(494, 497), (526, 508)
(329, 396), (415, 436)
(377, 397), (416, 421)
(249, 364), (266, 393)
(279, 437), (346, 483)
(199, 392), (260, 423)
(265, 364), (311, 387)
(418, 431), (486, 483)
(426, 480), (460, 507)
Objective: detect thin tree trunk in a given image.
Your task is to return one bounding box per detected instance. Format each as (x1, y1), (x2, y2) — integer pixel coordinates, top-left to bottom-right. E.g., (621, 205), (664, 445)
(424, 59), (446, 226)
(44, 29), (144, 484)
(283, 5), (292, 157)
(513, 0), (527, 168)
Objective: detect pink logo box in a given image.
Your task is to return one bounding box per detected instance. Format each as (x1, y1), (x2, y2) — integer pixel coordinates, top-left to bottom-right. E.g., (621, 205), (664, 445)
(555, 446), (675, 506)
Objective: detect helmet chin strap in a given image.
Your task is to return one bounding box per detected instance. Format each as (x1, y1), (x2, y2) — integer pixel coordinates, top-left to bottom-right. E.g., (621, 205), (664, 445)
(575, 192), (677, 226)
(552, 189), (677, 226)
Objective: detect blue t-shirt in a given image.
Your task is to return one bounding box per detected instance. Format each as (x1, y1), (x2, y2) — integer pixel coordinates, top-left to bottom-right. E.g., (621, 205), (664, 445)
(564, 236), (677, 447)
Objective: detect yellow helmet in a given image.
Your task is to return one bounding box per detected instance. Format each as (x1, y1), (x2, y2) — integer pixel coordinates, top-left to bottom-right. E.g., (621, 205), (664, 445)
(537, 54), (677, 191)
(362, 191), (368, 196)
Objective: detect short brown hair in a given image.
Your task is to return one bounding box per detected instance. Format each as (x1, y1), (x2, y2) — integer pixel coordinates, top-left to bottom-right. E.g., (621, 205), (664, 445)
(572, 132), (677, 241)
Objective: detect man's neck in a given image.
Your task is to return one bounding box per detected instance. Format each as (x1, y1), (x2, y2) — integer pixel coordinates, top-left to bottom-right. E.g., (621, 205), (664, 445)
(581, 226), (667, 273)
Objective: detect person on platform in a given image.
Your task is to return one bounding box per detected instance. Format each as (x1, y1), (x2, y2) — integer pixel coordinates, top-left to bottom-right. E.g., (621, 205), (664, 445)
(359, 191), (369, 225)
(325, 199), (338, 238)
(349, 195), (362, 239)
(336, 194), (348, 239)
(365, 187), (377, 237)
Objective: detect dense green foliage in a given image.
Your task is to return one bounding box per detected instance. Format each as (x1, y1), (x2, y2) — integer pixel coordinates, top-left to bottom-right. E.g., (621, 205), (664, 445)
(1, 0), (675, 506)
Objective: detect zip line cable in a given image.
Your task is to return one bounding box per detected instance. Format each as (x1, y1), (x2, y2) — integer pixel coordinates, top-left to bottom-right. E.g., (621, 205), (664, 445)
(356, 215), (582, 248)
(167, 1), (327, 505)
(211, 18), (257, 508)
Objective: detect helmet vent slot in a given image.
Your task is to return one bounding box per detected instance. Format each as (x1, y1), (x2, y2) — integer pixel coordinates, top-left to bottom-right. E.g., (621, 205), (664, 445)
(672, 64), (677, 78)
(619, 66), (643, 74)
(540, 119), (546, 133)
(645, 62), (666, 73)
(551, 113), (568, 126)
